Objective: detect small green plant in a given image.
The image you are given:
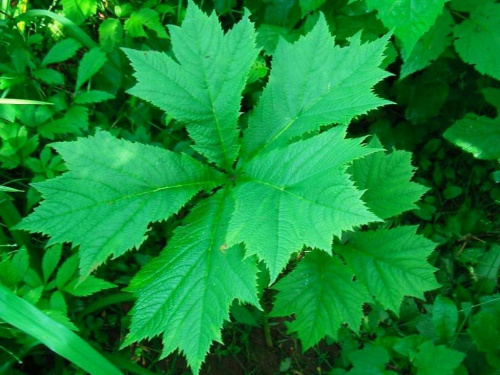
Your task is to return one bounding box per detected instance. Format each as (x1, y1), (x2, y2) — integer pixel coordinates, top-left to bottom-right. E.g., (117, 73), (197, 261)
(16, 2), (440, 372)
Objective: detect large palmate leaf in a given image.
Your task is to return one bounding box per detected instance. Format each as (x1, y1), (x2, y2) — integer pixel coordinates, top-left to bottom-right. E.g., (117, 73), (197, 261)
(228, 127), (380, 280)
(18, 3), (404, 373)
(18, 131), (222, 277)
(124, 190), (258, 373)
(335, 227), (439, 312)
(453, 3), (500, 80)
(444, 114), (500, 161)
(240, 14), (390, 162)
(350, 137), (428, 219)
(271, 250), (370, 348)
(124, 4), (259, 170)
(365, 0), (448, 55)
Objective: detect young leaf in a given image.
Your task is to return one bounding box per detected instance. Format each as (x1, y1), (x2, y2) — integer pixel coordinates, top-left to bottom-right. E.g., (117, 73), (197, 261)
(334, 226), (439, 313)
(348, 346), (395, 375)
(241, 15), (391, 161)
(432, 295), (458, 343)
(414, 340), (465, 375)
(76, 48), (108, 90)
(468, 296), (500, 368)
(124, 8), (168, 39)
(61, 0), (97, 25)
(42, 38), (82, 66)
(271, 250), (370, 348)
(365, 0), (448, 55)
(444, 114), (500, 161)
(124, 190), (258, 374)
(18, 131), (222, 277)
(99, 18), (123, 51)
(350, 137), (428, 219)
(228, 127), (380, 280)
(453, 3), (500, 80)
(0, 247), (29, 287)
(74, 90), (115, 104)
(37, 106), (89, 139)
(56, 255), (79, 290)
(33, 69), (65, 85)
(124, 2), (259, 170)
(64, 276), (116, 297)
(42, 244), (62, 283)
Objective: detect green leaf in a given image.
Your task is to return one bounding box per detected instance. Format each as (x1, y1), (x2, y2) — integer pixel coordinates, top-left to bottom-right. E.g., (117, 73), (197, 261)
(256, 24), (300, 55)
(482, 87), (500, 111)
(56, 255), (79, 289)
(18, 131), (222, 277)
(50, 290), (68, 314)
(0, 247), (29, 287)
(444, 114), (500, 161)
(365, 0), (448, 54)
(64, 276), (116, 296)
(241, 15), (390, 161)
(44, 309), (79, 331)
(350, 137), (428, 219)
(432, 295), (458, 342)
(335, 227), (439, 313)
(61, 0), (97, 24)
(475, 245), (500, 294)
(42, 38), (82, 66)
(124, 8), (168, 39)
(400, 10), (454, 78)
(99, 18), (123, 52)
(37, 106), (89, 139)
(450, 0), (495, 12)
(124, 190), (258, 374)
(74, 90), (115, 104)
(443, 185), (462, 200)
(300, 0), (326, 16)
(271, 250), (370, 348)
(32, 69), (65, 85)
(76, 48), (108, 90)
(124, 3), (259, 169)
(348, 345), (395, 375)
(0, 282), (123, 375)
(414, 340), (465, 375)
(453, 3), (500, 80)
(468, 295), (500, 368)
(228, 127), (380, 280)
(42, 244), (62, 283)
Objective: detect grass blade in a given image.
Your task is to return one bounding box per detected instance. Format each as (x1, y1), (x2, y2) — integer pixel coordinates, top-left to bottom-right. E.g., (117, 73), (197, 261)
(0, 98), (54, 105)
(0, 283), (123, 375)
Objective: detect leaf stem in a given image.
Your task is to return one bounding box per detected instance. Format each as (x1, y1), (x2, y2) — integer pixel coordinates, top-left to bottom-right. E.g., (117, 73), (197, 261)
(176, 0), (183, 24)
(262, 314), (273, 348)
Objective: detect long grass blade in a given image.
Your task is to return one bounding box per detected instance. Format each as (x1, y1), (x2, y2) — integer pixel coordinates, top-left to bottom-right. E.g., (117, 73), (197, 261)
(0, 283), (123, 375)
(0, 98), (53, 105)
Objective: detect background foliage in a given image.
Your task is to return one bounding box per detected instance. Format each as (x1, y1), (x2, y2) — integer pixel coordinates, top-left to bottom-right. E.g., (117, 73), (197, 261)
(0, 0), (499, 374)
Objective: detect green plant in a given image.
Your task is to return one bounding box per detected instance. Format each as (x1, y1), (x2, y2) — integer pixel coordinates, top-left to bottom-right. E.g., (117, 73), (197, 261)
(16, 2), (441, 373)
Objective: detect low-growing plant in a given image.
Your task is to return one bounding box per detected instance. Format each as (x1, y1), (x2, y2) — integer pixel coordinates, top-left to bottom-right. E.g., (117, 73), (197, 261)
(16, 2), (442, 372)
